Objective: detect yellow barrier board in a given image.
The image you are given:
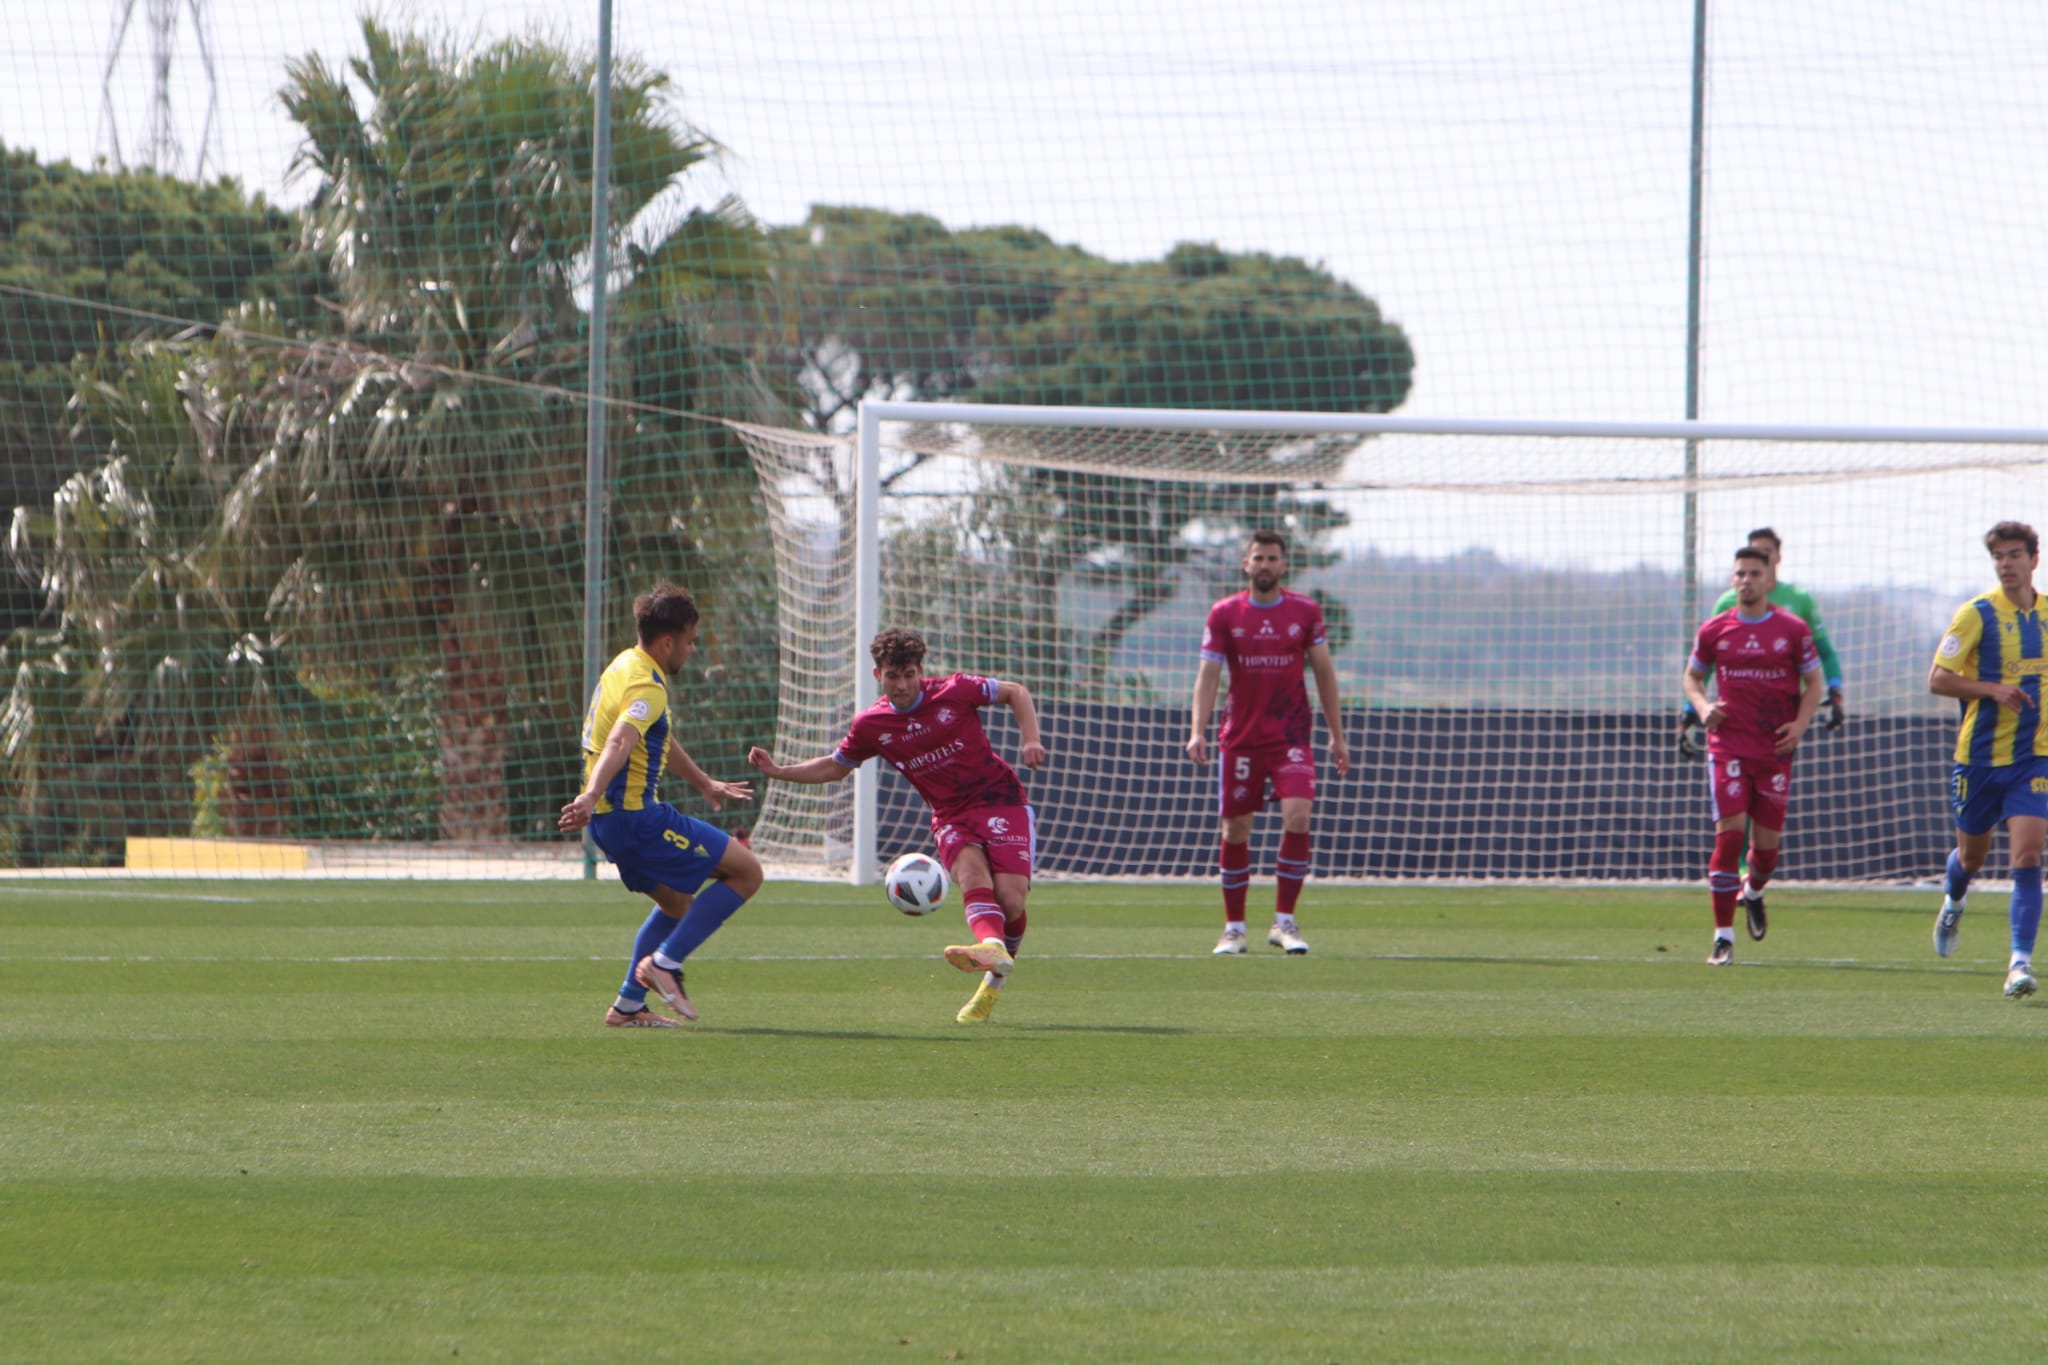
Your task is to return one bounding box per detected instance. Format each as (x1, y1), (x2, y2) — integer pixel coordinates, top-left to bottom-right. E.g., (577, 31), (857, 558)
(125, 837), (310, 873)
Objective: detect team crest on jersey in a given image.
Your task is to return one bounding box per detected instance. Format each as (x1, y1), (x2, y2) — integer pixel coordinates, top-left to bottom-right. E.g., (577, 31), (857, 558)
(1232, 784), (1249, 800)
(936, 707), (957, 726)
(1288, 622), (1303, 637)
(1287, 747), (1306, 763)
(1773, 636), (1790, 652)
(1770, 773), (1787, 792)
(988, 816), (1009, 835)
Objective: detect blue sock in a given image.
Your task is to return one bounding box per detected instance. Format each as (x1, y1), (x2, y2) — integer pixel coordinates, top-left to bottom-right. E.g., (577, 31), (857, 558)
(2010, 865), (2043, 960)
(1946, 849), (1973, 902)
(657, 881), (750, 964)
(620, 906), (679, 1002)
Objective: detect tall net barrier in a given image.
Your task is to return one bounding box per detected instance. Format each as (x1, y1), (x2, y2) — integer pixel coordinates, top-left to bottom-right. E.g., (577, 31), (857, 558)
(0, 16), (783, 875)
(3, 5), (2047, 875)
(736, 409), (2048, 882)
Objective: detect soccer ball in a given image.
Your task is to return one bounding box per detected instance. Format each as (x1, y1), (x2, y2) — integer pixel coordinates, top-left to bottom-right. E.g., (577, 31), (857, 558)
(885, 851), (949, 916)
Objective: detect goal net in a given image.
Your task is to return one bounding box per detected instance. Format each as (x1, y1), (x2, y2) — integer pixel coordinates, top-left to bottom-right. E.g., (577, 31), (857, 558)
(736, 402), (2048, 884)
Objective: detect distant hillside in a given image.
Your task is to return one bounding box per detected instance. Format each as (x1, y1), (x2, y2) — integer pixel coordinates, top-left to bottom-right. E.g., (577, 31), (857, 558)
(1069, 548), (1956, 714)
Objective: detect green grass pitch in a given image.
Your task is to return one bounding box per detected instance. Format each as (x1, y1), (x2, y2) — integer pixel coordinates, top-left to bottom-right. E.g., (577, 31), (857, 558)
(4, 877), (2048, 1361)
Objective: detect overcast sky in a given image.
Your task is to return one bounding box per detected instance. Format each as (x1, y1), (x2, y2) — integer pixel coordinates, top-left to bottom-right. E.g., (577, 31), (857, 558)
(9, 1), (2048, 593)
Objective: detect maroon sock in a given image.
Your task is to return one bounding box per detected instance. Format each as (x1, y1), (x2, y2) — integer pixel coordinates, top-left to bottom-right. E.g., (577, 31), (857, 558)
(1709, 829), (1743, 929)
(1275, 829), (1310, 917)
(962, 887), (1005, 942)
(1220, 839), (1250, 924)
(1746, 845), (1780, 891)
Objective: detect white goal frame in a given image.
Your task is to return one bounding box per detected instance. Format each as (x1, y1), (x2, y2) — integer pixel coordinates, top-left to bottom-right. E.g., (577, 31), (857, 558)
(847, 399), (2048, 885)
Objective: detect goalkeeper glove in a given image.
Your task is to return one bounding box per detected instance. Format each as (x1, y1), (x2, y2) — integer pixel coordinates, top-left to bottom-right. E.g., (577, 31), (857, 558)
(1825, 693), (1845, 733)
(1678, 705), (1707, 761)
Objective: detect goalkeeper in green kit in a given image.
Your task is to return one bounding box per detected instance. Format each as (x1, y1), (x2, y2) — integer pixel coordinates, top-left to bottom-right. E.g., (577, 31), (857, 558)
(1681, 527), (1846, 759)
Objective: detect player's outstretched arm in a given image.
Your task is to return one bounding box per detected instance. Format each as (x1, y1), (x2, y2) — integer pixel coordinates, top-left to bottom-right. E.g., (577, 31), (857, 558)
(560, 720), (638, 832)
(747, 747), (857, 784)
(1186, 658), (1222, 764)
(666, 736), (754, 811)
(1306, 643), (1350, 778)
(1681, 662), (1723, 729)
(994, 680), (1046, 769)
(1930, 663), (2031, 713)
(1798, 595), (1847, 728)
(1775, 665), (1826, 755)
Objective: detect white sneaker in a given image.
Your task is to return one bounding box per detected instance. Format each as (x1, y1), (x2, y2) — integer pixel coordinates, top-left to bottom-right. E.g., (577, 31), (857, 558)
(1268, 924), (1310, 955)
(1212, 929), (1248, 955)
(1934, 898), (1964, 958)
(2005, 962), (2037, 999)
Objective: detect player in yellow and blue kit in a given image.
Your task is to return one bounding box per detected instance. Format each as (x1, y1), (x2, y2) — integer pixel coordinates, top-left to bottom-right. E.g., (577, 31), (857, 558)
(558, 583), (763, 1026)
(1928, 522), (2048, 999)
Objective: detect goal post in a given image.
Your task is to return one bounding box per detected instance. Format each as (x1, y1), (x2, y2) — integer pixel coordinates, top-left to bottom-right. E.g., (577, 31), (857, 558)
(736, 400), (2048, 886)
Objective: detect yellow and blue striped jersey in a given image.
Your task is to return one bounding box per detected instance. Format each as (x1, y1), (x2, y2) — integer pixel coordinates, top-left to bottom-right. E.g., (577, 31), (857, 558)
(580, 646), (671, 813)
(1933, 588), (2048, 766)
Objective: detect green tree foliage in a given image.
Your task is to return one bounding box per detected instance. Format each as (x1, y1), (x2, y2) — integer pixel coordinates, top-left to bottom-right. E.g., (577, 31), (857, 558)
(4, 22), (784, 864)
(0, 145), (328, 636)
(755, 208), (1413, 696)
(247, 19), (783, 842)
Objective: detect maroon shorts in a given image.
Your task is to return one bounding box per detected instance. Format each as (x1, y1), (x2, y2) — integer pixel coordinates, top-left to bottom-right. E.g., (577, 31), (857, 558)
(1218, 743), (1317, 818)
(1708, 753), (1792, 830)
(931, 805), (1036, 880)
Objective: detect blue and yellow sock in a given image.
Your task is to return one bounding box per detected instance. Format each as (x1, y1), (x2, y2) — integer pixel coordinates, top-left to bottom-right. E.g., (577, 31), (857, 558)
(620, 906), (679, 1003)
(655, 881), (749, 966)
(2009, 865), (2042, 961)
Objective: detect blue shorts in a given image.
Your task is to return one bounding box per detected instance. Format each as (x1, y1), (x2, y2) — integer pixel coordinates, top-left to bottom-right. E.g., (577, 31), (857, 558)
(588, 804), (731, 896)
(1951, 759), (2048, 836)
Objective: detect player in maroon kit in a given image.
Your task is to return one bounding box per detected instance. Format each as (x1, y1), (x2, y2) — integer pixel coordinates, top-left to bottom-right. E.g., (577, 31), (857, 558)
(1681, 545), (1826, 964)
(1186, 530), (1350, 956)
(748, 627), (1046, 1022)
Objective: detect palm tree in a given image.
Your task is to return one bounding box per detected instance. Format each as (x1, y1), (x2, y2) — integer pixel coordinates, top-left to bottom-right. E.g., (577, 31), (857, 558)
(3, 322), (291, 862)
(270, 19), (784, 841)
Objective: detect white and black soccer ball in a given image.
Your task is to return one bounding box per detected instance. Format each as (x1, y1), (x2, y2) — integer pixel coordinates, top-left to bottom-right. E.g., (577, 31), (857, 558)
(884, 851), (949, 916)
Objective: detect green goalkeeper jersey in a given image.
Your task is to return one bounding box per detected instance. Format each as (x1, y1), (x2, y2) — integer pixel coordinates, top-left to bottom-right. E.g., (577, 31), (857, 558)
(1707, 580), (1844, 691)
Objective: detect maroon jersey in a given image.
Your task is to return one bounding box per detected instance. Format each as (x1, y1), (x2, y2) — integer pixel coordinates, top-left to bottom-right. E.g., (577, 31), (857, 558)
(1201, 590), (1328, 750)
(833, 672), (1026, 820)
(1690, 606), (1821, 764)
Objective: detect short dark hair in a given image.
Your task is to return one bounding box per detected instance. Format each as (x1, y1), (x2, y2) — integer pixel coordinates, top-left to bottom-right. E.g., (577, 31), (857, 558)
(634, 582), (699, 645)
(1987, 521), (2040, 558)
(1747, 527), (1781, 552)
(1733, 546), (1770, 566)
(1248, 530), (1288, 555)
(869, 627), (928, 670)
